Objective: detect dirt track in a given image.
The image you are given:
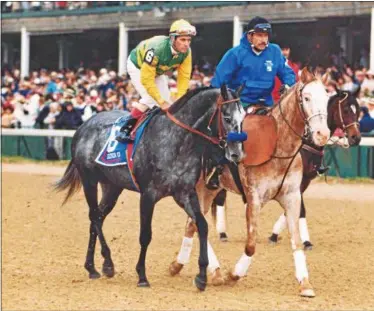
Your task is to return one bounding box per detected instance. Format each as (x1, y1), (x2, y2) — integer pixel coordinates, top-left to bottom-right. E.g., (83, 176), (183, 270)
(2, 164), (374, 310)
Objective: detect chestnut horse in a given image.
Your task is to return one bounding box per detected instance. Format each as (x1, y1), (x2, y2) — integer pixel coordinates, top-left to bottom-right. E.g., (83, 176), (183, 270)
(269, 90), (361, 247)
(212, 91), (361, 249)
(169, 68), (330, 297)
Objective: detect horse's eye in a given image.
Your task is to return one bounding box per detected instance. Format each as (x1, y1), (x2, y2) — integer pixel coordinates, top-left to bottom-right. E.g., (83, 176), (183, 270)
(305, 97), (310, 102)
(224, 117), (231, 123)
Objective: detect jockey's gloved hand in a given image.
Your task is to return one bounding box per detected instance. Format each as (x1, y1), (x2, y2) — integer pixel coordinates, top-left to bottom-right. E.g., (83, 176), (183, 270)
(161, 101), (173, 112)
(279, 84), (290, 95)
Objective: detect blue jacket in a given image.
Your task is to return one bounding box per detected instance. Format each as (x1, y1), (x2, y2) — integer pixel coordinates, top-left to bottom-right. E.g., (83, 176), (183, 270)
(211, 34), (296, 107)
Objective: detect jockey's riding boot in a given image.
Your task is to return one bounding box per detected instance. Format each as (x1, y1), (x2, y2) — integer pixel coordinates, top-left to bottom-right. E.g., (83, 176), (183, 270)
(316, 164), (330, 176)
(206, 165), (224, 190)
(116, 117), (138, 143)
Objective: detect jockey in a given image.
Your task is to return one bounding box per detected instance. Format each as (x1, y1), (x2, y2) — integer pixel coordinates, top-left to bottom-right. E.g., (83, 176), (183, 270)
(116, 19), (196, 142)
(207, 16), (296, 189)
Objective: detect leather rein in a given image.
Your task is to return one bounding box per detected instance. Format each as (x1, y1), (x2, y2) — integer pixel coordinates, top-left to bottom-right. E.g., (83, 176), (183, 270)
(166, 95), (239, 148)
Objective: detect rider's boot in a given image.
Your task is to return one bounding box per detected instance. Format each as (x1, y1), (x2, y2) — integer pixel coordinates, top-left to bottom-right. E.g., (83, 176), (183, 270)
(116, 108), (144, 143)
(206, 165), (224, 190)
(316, 165), (330, 176)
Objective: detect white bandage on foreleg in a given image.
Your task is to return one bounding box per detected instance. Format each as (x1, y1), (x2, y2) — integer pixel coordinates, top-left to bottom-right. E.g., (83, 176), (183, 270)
(176, 237), (193, 265)
(272, 213), (287, 235)
(207, 241), (220, 273)
(299, 218), (310, 243)
(293, 249), (309, 282)
(233, 253), (252, 277)
(215, 205), (226, 234)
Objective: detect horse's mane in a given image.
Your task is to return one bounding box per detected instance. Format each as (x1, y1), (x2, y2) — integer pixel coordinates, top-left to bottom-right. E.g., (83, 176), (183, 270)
(168, 86), (213, 114)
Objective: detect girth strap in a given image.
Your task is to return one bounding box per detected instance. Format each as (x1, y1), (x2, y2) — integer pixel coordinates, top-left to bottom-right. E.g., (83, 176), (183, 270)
(227, 162), (247, 204)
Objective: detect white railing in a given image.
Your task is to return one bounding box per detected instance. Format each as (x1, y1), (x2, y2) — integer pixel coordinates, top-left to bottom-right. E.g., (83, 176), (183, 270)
(1, 128), (75, 137)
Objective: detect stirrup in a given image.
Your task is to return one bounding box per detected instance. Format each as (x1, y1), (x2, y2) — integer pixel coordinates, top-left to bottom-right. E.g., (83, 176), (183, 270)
(316, 166), (330, 176)
(205, 166), (222, 190)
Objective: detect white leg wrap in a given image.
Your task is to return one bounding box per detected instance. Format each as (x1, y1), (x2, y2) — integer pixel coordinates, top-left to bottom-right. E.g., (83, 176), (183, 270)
(176, 237), (193, 265)
(299, 218), (310, 243)
(272, 213), (287, 235)
(293, 249), (309, 282)
(215, 205), (226, 234)
(207, 241), (220, 273)
(233, 253), (252, 277)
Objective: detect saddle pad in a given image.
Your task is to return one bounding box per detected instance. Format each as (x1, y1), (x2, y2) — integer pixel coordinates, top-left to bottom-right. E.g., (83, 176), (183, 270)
(242, 114), (278, 166)
(95, 109), (157, 167)
(95, 115), (131, 166)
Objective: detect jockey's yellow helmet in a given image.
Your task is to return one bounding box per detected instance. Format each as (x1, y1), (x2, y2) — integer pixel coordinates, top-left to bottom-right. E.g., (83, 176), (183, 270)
(169, 19), (197, 37)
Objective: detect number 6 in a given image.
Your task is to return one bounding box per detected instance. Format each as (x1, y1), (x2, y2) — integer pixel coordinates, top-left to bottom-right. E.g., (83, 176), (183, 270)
(145, 49), (154, 64)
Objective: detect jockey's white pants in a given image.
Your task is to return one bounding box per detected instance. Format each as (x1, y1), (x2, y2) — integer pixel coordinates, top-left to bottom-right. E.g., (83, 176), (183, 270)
(127, 57), (171, 111)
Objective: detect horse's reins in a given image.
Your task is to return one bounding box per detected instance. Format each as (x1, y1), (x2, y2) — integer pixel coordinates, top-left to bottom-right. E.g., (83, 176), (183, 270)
(166, 95), (239, 148)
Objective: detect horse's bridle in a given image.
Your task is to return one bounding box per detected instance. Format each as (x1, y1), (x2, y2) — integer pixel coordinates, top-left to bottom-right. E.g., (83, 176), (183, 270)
(337, 92), (359, 133)
(278, 81), (328, 143)
(166, 95), (240, 148)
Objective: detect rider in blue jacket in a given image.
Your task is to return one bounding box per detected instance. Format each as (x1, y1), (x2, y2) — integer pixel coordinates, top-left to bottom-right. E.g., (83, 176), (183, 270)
(211, 16), (296, 108)
(207, 16), (296, 189)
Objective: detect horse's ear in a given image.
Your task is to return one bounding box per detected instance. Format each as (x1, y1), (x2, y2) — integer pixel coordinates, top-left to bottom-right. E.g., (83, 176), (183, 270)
(300, 67), (315, 84)
(220, 84), (229, 100)
(236, 83), (245, 97)
(321, 72), (330, 85)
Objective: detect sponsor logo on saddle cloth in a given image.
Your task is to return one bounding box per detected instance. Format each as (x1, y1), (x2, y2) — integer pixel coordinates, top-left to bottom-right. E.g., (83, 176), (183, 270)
(95, 109), (158, 167)
(95, 116), (129, 166)
(265, 60), (273, 72)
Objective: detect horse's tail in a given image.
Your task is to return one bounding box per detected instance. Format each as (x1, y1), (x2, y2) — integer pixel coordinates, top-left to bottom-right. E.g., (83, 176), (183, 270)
(54, 160), (81, 206)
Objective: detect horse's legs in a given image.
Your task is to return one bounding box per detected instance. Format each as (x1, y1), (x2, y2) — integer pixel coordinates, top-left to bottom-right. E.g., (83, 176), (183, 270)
(173, 191), (209, 291)
(81, 178), (101, 279)
(278, 191), (315, 297)
(269, 212), (287, 244)
(228, 196), (259, 282)
(299, 196), (313, 250)
(212, 189), (228, 241)
(136, 191), (156, 287)
(169, 216), (224, 286)
(96, 184), (123, 277)
(169, 217), (195, 276)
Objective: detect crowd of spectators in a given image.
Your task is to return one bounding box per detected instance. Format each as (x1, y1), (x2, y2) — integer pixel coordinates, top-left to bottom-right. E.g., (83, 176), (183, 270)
(1, 2), (165, 13)
(2, 60), (374, 133)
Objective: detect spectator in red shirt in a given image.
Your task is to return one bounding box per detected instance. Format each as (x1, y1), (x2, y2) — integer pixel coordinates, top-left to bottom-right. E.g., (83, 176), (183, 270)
(272, 42), (299, 104)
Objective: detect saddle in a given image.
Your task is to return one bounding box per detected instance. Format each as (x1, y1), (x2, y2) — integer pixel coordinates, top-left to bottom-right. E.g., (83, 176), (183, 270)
(242, 107), (278, 166)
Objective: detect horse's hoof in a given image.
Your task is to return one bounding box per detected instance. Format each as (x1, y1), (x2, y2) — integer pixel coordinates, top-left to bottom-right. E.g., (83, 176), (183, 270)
(194, 275), (207, 291)
(169, 260), (184, 276)
(299, 278), (315, 298)
(89, 271), (101, 279)
(137, 280), (150, 288)
(303, 241), (313, 251)
(219, 232), (228, 242)
(268, 234), (278, 245)
(225, 271), (240, 285)
(212, 268), (225, 286)
(102, 265), (115, 278)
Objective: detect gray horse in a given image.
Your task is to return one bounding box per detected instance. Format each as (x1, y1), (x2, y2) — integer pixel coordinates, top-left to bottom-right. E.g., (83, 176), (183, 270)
(54, 86), (245, 291)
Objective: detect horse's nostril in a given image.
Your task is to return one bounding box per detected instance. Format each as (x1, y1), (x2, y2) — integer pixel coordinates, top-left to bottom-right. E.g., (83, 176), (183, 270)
(231, 154), (239, 161)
